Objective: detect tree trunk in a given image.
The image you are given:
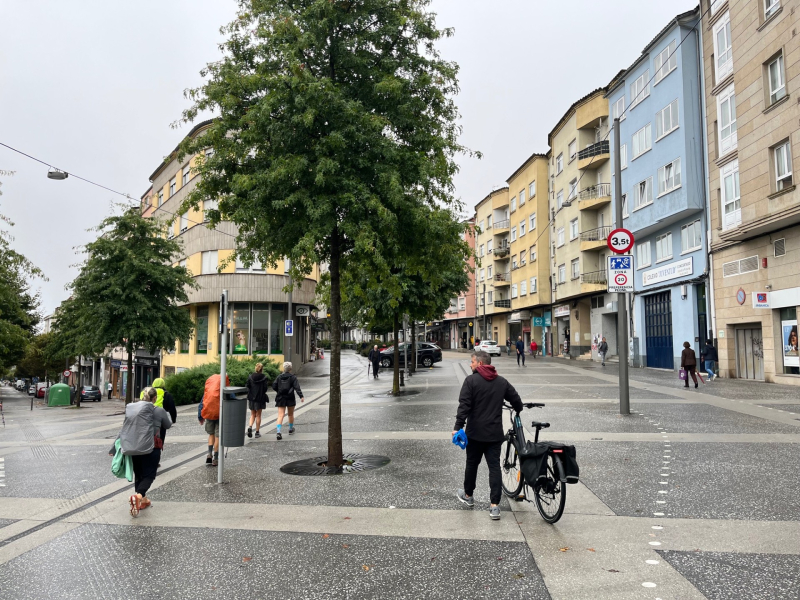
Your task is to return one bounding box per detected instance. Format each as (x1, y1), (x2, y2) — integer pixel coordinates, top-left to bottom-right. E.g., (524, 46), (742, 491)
(327, 228), (344, 467)
(409, 322), (417, 374)
(126, 343), (134, 405)
(392, 312), (400, 394)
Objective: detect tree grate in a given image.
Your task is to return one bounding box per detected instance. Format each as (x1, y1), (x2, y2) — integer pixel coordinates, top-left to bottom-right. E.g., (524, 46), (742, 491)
(369, 390), (422, 399)
(280, 453), (391, 476)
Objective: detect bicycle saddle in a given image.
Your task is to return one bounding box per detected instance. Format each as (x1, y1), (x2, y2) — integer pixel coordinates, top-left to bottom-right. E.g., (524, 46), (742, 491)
(531, 421), (550, 429)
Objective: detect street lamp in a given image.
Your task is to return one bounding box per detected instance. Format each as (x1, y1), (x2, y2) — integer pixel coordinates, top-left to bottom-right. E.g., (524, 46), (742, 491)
(47, 168), (68, 180)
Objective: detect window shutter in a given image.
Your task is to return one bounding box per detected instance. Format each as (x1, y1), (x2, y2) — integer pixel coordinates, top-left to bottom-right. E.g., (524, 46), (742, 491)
(774, 238), (786, 257)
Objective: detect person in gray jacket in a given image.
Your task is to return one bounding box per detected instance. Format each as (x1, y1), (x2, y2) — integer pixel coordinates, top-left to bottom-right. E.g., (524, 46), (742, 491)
(120, 388), (172, 516)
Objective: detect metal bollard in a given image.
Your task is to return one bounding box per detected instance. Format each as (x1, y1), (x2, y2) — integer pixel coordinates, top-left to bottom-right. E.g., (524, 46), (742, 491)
(399, 371), (405, 387)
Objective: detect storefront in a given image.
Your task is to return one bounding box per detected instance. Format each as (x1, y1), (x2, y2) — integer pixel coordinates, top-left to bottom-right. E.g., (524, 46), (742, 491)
(750, 288), (800, 381)
(508, 310), (531, 346)
(553, 304), (571, 356)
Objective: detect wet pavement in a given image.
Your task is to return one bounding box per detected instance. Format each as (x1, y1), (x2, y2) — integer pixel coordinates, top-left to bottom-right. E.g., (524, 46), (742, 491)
(1, 351), (799, 599)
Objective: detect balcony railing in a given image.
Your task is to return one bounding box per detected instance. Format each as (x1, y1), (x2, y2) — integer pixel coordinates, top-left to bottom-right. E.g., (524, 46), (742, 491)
(494, 219), (510, 229)
(577, 140), (610, 161)
(494, 272), (510, 282)
(581, 269), (608, 284)
(579, 183), (612, 200)
(494, 247), (510, 258)
(495, 299), (511, 308)
(579, 225), (612, 242)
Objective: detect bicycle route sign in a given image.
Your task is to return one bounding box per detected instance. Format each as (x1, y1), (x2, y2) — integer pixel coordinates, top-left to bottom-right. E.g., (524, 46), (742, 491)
(607, 228), (635, 254)
(607, 255), (634, 293)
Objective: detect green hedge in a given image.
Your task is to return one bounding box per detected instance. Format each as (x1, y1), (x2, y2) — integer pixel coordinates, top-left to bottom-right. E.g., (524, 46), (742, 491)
(358, 339), (388, 357)
(164, 357), (281, 406)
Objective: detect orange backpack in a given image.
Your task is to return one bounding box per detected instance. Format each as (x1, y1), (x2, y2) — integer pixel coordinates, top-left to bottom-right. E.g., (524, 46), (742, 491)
(200, 374), (229, 421)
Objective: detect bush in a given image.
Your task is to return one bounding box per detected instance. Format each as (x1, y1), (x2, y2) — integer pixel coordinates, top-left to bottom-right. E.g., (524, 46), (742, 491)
(164, 357), (281, 406)
(318, 338), (331, 349)
(359, 338), (388, 357)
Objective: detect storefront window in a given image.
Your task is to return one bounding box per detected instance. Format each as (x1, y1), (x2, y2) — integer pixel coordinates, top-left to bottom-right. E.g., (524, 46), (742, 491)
(780, 307), (798, 375)
(231, 304), (250, 354)
(253, 303), (270, 354)
(196, 305), (209, 354)
(180, 308), (190, 353)
(270, 304), (285, 354)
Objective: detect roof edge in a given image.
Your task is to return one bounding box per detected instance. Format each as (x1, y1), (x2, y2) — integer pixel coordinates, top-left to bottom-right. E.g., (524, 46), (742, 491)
(506, 152), (548, 184)
(148, 119), (215, 182)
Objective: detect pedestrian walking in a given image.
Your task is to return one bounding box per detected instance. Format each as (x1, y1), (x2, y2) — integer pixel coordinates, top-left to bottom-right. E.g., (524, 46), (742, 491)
(107, 381), (112, 400)
(529, 340), (538, 358)
(700, 340), (718, 381)
(506, 338), (512, 356)
(681, 341), (699, 388)
(246, 363), (269, 438)
(118, 387), (172, 517)
(368, 345), (381, 379)
(515, 336), (525, 367)
(272, 362), (305, 440)
(453, 350), (523, 520)
(598, 337), (609, 367)
(199, 373), (229, 466)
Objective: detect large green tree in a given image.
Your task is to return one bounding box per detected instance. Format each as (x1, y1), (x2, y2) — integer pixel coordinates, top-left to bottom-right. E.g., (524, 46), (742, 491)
(15, 333), (66, 381)
(50, 208), (196, 404)
(179, 0), (469, 466)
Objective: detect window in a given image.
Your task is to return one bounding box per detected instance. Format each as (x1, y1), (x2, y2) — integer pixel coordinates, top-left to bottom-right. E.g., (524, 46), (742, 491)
(487, 215), (492, 228)
(558, 264), (566, 283)
(529, 213), (536, 230)
(512, 255), (518, 269)
(520, 221), (526, 237)
(529, 181), (536, 197)
(630, 70), (651, 108)
(520, 280), (527, 296)
(634, 177), (653, 209)
(556, 153), (563, 174)
(681, 220), (702, 253)
(613, 96), (626, 121)
(721, 160), (741, 229)
(519, 189), (526, 206)
(557, 190), (564, 209)
(230, 304), (250, 355)
(511, 226), (517, 242)
(520, 251), (526, 266)
(765, 0), (780, 18)
(511, 284), (518, 299)
(622, 194), (628, 217)
(201, 250), (218, 274)
(570, 218), (578, 240)
(182, 164), (191, 186)
(568, 178), (578, 200)
(530, 277), (537, 293)
(654, 41), (677, 84)
(568, 140), (577, 161)
(656, 99), (679, 139)
(167, 219), (176, 239)
(717, 85), (737, 154)
(557, 227), (565, 247)
(658, 158), (682, 195)
(570, 258), (580, 279)
(632, 124), (652, 159)
(711, 0), (725, 14)
(205, 147), (214, 159)
(637, 241), (651, 268)
(196, 306), (209, 354)
(713, 14), (733, 81)
(487, 239), (493, 253)
(488, 291), (493, 304)
(235, 256), (264, 272)
(157, 190), (164, 207)
(479, 220), (484, 232)
(620, 144), (628, 170)
(169, 177), (176, 197)
(510, 197), (517, 212)
(457, 297), (465, 311)
(480, 268), (485, 281)
(774, 141), (793, 191)
(180, 333), (189, 353)
(768, 54), (786, 105)
(203, 199), (218, 221)
(656, 232), (673, 262)
(179, 212), (188, 232)
(487, 265), (492, 278)
(530, 245), (536, 262)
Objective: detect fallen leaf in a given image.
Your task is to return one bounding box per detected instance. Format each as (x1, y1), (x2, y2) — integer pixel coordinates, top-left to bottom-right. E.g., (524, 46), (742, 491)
(242, 557), (252, 562)
(607, 569), (620, 573)
(430, 557), (436, 561)
(362, 565), (371, 572)
(587, 548), (595, 552)
(342, 544), (350, 549)
(343, 517), (351, 520)
(513, 573), (526, 580)
(323, 534), (330, 539)
(497, 557), (504, 561)
(559, 547), (570, 552)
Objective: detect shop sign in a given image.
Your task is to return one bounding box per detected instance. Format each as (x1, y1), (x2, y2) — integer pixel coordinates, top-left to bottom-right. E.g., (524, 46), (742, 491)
(522, 326), (531, 333)
(642, 257), (693, 287)
(781, 319), (798, 368)
(533, 317), (544, 327)
(553, 305), (570, 318)
(544, 312), (552, 327)
(295, 305), (310, 317)
(752, 292), (770, 309)
(110, 360), (121, 369)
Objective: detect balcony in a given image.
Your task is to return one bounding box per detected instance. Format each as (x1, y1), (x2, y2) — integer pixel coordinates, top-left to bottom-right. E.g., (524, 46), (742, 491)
(495, 299), (511, 309)
(578, 183), (612, 211)
(577, 140), (610, 171)
(493, 246), (510, 259)
(579, 225), (612, 251)
(494, 272), (511, 286)
(580, 269), (608, 293)
(493, 219), (510, 231)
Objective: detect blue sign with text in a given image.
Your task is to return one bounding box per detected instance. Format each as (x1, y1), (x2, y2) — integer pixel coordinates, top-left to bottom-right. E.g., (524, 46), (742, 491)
(285, 320), (294, 337)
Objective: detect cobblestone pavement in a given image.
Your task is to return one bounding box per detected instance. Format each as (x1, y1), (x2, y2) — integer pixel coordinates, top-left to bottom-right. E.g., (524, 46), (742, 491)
(1, 351), (798, 599)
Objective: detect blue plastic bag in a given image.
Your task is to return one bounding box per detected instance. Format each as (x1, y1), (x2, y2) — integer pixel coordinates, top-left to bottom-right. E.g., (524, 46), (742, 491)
(452, 429), (468, 449)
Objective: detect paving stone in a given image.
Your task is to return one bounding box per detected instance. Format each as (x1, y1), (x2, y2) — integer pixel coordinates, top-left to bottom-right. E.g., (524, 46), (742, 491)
(0, 518), (17, 529)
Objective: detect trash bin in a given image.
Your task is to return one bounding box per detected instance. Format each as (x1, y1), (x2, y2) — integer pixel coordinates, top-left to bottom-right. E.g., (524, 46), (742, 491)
(47, 383), (71, 407)
(221, 386), (248, 448)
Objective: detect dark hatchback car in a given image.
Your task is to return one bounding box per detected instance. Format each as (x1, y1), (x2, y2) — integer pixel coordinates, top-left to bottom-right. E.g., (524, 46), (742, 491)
(80, 386), (102, 402)
(379, 342), (442, 368)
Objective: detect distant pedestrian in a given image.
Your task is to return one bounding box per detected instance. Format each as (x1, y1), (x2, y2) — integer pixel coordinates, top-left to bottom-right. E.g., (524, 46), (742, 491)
(530, 340), (538, 358)
(700, 340), (718, 381)
(453, 350), (523, 520)
(598, 338), (609, 367)
(681, 342), (699, 388)
(368, 345), (381, 379)
(515, 336), (525, 367)
(246, 363), (269, 438)
(199, 373), (229, 466)
(506, 338), (512, 356)
(272, 362), (305, 440)
(119, 387), (172, 517)
(107, 381), (112, 400)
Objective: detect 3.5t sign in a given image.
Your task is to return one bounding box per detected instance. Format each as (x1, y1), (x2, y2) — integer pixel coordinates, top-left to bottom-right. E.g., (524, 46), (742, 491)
(607, 228), (635, 254)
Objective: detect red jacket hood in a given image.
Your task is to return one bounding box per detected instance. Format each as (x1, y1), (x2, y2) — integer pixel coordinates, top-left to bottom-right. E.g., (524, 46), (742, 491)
(476, 364), (497, 381)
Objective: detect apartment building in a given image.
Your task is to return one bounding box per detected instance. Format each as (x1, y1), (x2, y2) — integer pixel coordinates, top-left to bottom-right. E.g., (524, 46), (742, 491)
(474, 188), (511, 344)
(549, 89), (616, 358)
(443, 218), (477, 349)
(702, 0), (799, 383)
(145, 120), (318, 376)
(607, 7), (710, 370)
(507, 153), (553, 353)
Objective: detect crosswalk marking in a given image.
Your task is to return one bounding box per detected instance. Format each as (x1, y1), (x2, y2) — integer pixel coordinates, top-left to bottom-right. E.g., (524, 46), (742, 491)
(0, 456), (5, 486)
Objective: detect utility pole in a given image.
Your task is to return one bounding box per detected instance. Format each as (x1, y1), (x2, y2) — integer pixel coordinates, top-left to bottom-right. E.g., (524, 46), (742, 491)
(614, 118), (630, 415)
(218, 290), (228, 484)
(482, 284), (486, 342)
(286, 260), (292, 362)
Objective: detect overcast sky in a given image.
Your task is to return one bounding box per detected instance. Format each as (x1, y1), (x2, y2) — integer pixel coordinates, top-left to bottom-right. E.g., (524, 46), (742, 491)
(0, 0), (697, 316)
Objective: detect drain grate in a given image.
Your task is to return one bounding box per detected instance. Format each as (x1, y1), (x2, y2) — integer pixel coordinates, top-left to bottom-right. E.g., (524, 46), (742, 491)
(280, 453), (391, 476)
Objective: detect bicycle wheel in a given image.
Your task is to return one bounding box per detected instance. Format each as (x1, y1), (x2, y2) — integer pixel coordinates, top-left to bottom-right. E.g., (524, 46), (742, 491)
(533, 454), (566, 523)
(500, 439), (523, 497)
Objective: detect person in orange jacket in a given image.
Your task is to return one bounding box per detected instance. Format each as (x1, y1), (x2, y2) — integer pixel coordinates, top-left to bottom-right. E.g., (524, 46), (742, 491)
(198, 373), (230, 466)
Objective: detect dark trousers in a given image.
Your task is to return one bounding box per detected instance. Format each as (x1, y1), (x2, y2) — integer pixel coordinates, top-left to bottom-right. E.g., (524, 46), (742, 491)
(516, 351), (525, 366)
(463, 439), (502, 505)
(371, 361), (380, 378)
(108, 389), (112, 399)
(132, 449), (161, 497)
(683, 365), (698, 386)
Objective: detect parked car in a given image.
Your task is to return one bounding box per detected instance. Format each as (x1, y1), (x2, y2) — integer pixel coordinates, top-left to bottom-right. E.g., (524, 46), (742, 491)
(477, 340), (502, 357)
(379, 342), (442, 368)
(36, 386), (46, 399)
(27, 385), (36, 396)
(79, 385), (102, 402)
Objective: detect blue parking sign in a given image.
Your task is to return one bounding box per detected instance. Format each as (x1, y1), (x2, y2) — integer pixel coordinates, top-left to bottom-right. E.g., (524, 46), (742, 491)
(285, 319), (294, 337)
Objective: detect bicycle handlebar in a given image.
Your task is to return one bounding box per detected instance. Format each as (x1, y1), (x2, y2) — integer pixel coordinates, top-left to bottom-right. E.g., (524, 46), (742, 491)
(504, 402), (546, 411)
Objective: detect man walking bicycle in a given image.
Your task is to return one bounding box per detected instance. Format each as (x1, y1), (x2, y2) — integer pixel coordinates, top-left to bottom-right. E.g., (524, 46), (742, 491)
(453, 350), (523, 520)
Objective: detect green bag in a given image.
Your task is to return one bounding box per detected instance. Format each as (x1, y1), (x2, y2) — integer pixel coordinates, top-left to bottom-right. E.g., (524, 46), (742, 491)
(111, 438), (134, 482)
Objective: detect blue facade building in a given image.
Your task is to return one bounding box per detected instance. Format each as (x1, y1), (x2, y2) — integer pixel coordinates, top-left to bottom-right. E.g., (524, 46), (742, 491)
(607, 8), (709, 370)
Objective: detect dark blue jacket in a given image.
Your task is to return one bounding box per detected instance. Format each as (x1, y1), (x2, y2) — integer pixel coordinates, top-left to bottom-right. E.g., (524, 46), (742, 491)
(515, 340), (525, 354)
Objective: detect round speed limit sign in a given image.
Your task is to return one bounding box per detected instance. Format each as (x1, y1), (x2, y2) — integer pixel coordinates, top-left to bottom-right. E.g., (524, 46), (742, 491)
(607, 228), (635, 254)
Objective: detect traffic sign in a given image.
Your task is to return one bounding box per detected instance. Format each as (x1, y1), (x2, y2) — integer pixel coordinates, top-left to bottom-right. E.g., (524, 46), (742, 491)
(110, 360), (121, 369)
(285, 319), (294, 337)
(62, 370), (71, 378)
(607, 228), (635, 254)
(607, 255), (634, 293)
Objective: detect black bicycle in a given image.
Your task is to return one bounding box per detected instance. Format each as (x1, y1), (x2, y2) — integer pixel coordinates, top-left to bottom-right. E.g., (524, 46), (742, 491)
(500, 402), (567, 523)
